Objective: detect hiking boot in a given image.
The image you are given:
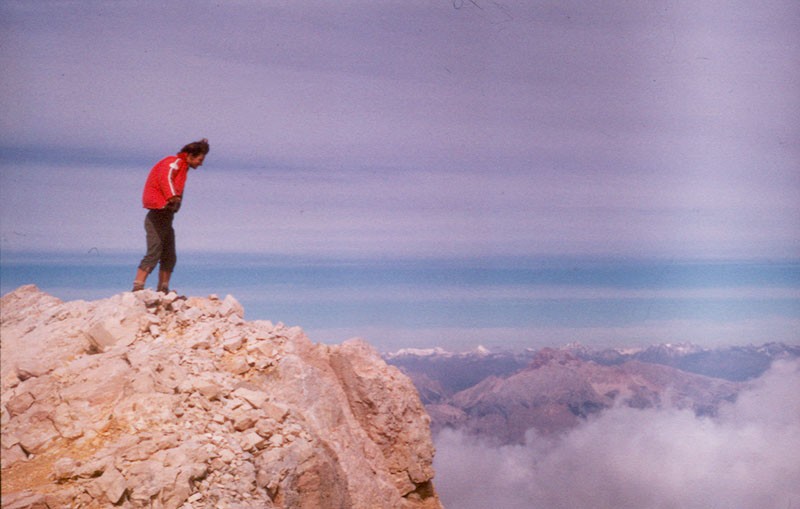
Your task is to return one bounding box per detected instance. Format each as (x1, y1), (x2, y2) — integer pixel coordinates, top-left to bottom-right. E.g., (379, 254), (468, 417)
(132, 282), (145, 292)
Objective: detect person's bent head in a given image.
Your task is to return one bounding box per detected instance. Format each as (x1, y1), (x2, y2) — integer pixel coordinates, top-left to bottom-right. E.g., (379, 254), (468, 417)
(181, 138), (210, 156)
(181, 138), (209, 169)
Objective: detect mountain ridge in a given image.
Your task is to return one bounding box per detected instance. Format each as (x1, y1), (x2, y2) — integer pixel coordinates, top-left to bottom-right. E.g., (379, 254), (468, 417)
(386, 340), (798, 445)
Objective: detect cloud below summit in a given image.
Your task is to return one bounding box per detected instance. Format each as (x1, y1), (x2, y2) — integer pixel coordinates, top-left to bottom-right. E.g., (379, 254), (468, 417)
(433, 360), (800, 509)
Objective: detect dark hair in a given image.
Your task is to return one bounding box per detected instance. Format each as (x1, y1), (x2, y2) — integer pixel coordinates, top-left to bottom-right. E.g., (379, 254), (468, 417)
(180, 138), (210, 156)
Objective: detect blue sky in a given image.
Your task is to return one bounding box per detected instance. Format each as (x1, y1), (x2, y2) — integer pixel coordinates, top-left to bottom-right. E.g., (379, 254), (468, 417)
(1, 1), (798, 350)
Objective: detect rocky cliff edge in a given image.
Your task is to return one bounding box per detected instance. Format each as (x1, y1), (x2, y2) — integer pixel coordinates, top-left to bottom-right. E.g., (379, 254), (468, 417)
(0, 285), (442, 509)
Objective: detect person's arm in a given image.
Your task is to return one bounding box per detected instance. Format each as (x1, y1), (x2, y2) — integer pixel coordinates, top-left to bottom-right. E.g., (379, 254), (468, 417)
(162, 159), (182, 199)
(159, 158), (186, 211)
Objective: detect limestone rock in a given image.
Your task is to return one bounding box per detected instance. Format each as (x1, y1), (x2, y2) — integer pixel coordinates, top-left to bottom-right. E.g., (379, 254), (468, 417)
(233, 387), (269, 409)
(93, 466), (128, 504)
(220, 294), (245, 318)
(1, 286), (442, 508)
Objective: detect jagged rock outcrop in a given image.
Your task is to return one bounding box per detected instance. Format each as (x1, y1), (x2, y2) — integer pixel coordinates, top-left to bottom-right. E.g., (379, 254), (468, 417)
(1, 285), (442, 509)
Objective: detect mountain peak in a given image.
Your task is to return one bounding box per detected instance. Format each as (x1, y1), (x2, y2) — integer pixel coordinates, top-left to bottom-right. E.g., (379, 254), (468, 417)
(1, 286), (442, 508)
(387, 347), (449, 359)
(472, 345), (491, 356)
(527, 347), (580, 369)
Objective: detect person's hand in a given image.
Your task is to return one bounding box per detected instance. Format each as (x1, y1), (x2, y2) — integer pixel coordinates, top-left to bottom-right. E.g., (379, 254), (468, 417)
(166, 196), (182, 212)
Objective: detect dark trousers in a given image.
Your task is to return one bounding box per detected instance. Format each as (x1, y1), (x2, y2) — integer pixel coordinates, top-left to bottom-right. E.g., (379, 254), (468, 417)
(138, 209), (176, 273)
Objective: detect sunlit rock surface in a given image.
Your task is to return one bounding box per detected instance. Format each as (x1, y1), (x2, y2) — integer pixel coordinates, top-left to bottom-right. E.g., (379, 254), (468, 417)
(1, 285), (442, 509)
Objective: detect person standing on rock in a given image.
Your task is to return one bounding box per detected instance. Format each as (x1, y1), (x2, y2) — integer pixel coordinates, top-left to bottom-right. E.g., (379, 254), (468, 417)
(132, 138), (210, 293)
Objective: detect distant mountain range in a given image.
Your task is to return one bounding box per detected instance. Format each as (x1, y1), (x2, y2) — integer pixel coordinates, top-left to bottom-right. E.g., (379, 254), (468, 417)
(386, 342), (800, 444)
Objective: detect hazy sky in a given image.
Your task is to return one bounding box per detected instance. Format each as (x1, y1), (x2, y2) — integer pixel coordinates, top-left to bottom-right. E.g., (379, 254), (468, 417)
(2, 0), (798, 260)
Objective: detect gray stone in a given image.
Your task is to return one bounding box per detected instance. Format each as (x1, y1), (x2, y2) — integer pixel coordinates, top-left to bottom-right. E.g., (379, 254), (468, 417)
(0, 490), (49, 509)
(220, 294), (244, 318)
(180, 307), (204, 323)
(232, 387), (268, 409)
(1, 443), (27, 469)
(263, 402), (289, 423)
(18, 420), (59, 455)
(15, 358), (49, 380)
(4, 392), (34, 417)
(223, 334), (244, 352)
(86, 318), (127, 352)
(233, 410), (258, 431)
(240, 431), (266, 452)
(196, 380), (222, 400)
(52, 457), (78, 481)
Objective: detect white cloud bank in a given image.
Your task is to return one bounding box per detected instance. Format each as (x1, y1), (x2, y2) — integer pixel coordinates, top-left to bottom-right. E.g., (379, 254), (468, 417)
(433, 360), (800, 509)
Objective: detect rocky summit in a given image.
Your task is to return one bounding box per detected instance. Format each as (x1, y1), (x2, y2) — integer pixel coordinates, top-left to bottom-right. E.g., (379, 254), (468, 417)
(0, 285), (442, 509)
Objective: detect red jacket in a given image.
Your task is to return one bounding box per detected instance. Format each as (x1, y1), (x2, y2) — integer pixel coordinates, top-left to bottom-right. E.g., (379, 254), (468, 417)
(142, 153), (189, 210)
